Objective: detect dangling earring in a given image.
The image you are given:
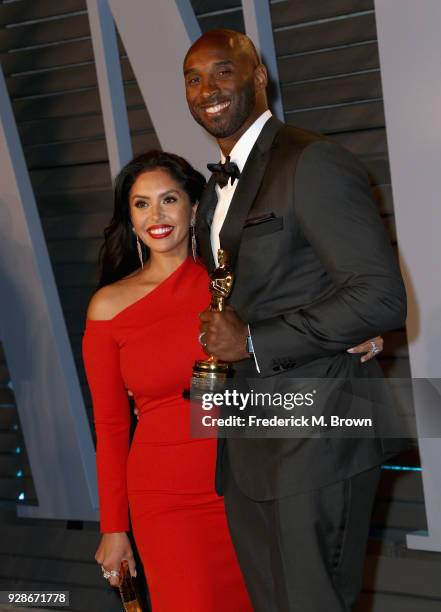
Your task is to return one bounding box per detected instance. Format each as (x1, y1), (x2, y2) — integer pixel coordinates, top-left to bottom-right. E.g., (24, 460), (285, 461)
(133, 227), (144, 269)
(136, 236), (144, 269)
(190, 215), (197, 262)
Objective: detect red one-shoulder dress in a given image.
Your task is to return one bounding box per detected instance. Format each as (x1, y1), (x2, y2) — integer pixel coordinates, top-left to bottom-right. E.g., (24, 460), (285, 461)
(82, 257), (252, 611)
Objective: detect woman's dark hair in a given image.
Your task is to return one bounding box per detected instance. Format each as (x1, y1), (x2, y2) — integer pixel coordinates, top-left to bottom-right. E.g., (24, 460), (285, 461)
(98, 150), (206, 287)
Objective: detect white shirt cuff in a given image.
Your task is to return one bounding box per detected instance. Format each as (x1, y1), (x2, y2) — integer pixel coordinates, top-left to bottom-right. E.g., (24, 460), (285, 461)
(247, 324), (260, 374)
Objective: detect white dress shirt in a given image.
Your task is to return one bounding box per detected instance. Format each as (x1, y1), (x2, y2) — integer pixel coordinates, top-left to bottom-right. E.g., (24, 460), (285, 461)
(210, 110), (272, 372)
(210, 110), (272, 264)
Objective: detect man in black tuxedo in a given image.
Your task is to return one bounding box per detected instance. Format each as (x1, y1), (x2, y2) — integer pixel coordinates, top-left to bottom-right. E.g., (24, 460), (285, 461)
(184, 29), (406, 611)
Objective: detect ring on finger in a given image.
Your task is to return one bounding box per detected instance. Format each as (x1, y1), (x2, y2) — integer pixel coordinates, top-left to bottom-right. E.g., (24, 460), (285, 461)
(101, 567), (119, 580)
(370, 341), (380, 354)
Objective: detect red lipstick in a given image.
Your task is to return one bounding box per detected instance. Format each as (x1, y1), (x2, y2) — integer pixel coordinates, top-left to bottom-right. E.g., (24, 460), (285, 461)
(146, 224), (174, 239)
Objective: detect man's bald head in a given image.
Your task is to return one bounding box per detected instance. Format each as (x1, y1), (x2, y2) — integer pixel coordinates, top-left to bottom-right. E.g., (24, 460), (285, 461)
(184, 29), (260, 69)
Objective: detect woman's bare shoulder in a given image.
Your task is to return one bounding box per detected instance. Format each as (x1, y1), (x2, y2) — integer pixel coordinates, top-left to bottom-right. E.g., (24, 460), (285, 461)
(86, 275), (137, 321)
(87, 285), (119, 321)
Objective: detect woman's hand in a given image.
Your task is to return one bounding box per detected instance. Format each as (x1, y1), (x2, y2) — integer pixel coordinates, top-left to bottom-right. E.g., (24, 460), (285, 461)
(95, 532), (136, 587)
(127, 388), (140, 420)
(347, 336), (383, 363)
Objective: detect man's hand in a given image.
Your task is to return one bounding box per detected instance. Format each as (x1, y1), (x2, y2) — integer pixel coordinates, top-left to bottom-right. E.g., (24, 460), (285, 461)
(199, 306), (249, 362)
(347, 336), (383, 363)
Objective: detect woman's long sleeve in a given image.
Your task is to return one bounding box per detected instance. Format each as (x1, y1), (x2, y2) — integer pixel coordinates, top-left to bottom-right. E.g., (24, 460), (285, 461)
(82, 320), (130, 533)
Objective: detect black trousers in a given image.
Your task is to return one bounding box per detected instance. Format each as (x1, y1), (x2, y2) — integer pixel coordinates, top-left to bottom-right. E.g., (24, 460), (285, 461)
(223, 458), (381, 612)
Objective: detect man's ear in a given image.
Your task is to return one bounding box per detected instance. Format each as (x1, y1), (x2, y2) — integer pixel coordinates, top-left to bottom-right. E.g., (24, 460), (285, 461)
(254, 63), (268, 92)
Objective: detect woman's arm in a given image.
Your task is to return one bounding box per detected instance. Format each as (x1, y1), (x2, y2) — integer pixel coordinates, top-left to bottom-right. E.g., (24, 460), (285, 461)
(83, 310), (136, 579)
(83, 318), (131, 532)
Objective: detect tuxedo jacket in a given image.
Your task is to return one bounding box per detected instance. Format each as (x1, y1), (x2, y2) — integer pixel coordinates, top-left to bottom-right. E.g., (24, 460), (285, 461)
(196, 117), (407, 500)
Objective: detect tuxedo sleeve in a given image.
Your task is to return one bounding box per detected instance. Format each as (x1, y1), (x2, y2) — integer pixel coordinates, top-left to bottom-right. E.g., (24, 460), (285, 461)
(82, 320), (130, 533)
(250, 140), (407, 376)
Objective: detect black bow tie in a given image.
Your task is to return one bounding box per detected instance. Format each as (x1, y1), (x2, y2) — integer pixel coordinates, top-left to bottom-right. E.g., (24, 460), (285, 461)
(207, 156), (241, 188)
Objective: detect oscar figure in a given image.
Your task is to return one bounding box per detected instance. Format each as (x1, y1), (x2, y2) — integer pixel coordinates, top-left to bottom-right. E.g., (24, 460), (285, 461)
(191, 249), (234, 392)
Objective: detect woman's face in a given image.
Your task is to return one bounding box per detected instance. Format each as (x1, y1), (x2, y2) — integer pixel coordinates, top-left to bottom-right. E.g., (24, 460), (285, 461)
(129, 169), (194, 259)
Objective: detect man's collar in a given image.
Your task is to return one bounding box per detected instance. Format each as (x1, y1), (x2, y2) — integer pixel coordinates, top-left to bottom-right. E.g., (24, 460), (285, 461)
(220, 110), (272, 172)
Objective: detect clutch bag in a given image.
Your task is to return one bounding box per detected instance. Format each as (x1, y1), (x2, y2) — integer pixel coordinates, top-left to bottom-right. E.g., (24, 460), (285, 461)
(118, 560), (143, 612)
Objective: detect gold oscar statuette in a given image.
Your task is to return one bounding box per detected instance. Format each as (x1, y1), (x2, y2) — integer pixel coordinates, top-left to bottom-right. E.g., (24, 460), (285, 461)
(192, 249), (234, 390)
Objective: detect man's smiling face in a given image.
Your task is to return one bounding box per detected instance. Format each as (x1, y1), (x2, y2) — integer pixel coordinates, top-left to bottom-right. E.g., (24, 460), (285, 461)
(183, 34), (259, 140)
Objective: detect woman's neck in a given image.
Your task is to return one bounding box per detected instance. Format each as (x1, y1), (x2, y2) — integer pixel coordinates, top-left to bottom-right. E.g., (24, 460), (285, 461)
(140, 250), (189, 281)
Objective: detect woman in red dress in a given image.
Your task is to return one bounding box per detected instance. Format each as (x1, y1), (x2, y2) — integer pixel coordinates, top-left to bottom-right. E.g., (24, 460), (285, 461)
(82, 151), (252, 611)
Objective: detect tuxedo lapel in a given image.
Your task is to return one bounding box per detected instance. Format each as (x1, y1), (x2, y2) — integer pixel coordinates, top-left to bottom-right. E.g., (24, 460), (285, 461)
(196, 174), (217, 271)
(219, 117), (283, 269)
